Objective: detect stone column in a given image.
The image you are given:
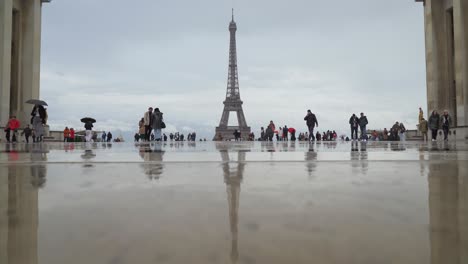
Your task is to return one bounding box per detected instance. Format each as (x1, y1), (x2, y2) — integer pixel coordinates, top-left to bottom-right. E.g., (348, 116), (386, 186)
(453, 0), (468, 127)
(424, 0), (452, 114)
(0, 0), (13, 127)
(19, 0), (42, 125)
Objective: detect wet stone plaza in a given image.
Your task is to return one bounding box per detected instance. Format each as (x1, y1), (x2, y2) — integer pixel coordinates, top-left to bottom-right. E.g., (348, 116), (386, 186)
(0, 141), (467, 264)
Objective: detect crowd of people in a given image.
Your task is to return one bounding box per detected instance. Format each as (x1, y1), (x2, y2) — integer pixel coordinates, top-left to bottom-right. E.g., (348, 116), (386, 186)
(1, 104), (457, 144)
(3, 105), (48, 143)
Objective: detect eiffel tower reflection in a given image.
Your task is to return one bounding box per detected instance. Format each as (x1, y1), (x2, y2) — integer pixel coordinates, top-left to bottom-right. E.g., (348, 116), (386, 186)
(218, 145), (247, 264)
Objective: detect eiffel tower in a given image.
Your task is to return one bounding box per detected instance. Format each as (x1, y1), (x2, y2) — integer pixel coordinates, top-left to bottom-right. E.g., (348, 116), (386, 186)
(214, 10), (251, 141)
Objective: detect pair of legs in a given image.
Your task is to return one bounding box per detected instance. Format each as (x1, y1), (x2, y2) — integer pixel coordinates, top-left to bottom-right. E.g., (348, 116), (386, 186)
(145, 126), (152, 141)
(360, 126), (367, 140)
(5, 129), (17, 142)
(351, 127), (358, 140)
(308, 127), (315, 141)
(443, 126), (449, 140)
(85, 130), (93, 142)
(399, 132), (406, 142)
(431, 129), (438, 141)
(422, 132), (428, 141)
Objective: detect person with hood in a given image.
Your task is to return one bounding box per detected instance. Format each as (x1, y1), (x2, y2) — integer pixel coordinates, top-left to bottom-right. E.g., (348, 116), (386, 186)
(349, 114), (359, 141)
(304, 110), (318, 141)
(151, 108), (164, 141)
(441, 110), (452, 141)
(107, 132), (113, 142)
(31, 105), (47, 142)
(144, 107), (153, 141)
(428, 110), (440, 141)
(22, 125), (32, 143)
(359, 112), (368, 141)
(419, 117), (428, 141)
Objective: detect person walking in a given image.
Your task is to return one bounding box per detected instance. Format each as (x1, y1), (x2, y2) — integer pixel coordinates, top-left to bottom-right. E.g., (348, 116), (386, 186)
(398, 122), (407, 142)
(5, 116), (20, 142)
(84, 121), (94, 142)
(192, 132), (197, 141)
(70, 128), (75, 143)
(107, 132), (113, 142)
(441, 110), (452, 141)
(101, 131), (107, 142)
(31, 105), (47, 142)
(359, 112), (368, 141)
(151, 108), (164, 141)
(144, 107), (153, 141)
(419, 117), (428, 141)
(64, 127), (71, 142)
(277, 127), (282, 141)
(428, 110), (440, 141)
(349, 114), (359, 141)
(22, 125), (32, 143)
(260, 127), (265, 141)
(304, 110), (318, 141)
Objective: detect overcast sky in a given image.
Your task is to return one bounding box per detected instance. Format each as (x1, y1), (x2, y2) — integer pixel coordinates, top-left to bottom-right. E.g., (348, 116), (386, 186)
(40, 0), (426, 139)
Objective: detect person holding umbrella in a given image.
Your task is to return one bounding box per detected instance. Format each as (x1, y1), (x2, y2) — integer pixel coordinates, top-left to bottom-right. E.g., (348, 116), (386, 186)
(29, 101), (48, 142)
(288, 127), (296, 141)
(81, 117), (96, 142)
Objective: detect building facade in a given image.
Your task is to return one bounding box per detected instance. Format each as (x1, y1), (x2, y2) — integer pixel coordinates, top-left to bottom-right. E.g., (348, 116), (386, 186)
(0, 0), (49, 128)
(417, 0), (468, 139)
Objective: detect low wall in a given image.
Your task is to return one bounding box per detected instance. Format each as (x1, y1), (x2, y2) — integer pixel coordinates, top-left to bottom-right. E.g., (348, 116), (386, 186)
(407, 126), (468, 141)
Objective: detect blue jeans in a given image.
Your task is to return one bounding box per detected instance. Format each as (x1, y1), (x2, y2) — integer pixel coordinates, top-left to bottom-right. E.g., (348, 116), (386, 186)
(360, 126), (367, 140)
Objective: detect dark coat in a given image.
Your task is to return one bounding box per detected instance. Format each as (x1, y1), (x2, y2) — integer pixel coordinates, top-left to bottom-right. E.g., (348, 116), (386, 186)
(84, 122), (93, 130)
(359, 116), (368, 127)
(349, 116), (359, 128)
(428, 113), (440, 130)
(31, 106), (47, 124)
(151, 112), (164, 129)
(304, 113), (318, 128)
(441, 114), (451, 128)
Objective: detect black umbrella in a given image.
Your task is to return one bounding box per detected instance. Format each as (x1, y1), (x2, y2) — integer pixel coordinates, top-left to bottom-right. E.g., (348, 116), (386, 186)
(25, 99), (48, 106)
(81, 117), (96, 123)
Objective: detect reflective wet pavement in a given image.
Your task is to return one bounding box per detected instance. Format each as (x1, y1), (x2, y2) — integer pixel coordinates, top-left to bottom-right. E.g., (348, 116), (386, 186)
(1, 141), (467, 264)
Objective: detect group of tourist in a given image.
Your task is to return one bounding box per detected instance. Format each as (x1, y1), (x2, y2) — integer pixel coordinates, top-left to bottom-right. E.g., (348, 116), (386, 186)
(62, 127), (76, 142)
(138, 107), (165, 142)
(2, 105), (48, 143)
(418, 108), (452, 141)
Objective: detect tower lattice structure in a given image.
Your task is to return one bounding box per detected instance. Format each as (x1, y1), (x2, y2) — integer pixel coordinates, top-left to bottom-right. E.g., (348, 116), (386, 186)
(214, 10), (251, 141)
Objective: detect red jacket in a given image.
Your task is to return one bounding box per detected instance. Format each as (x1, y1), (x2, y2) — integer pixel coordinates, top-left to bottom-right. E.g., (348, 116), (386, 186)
(70, 129), (75, 139)
(8, 119), (20, 130)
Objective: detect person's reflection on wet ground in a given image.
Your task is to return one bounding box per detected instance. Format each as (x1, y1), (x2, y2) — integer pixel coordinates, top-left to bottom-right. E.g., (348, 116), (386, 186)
(30, 143), (48, 188)
(139, 143), (165, 181)
(359, 142), (368, 174)
(305, 143), (317, 179)
(81, 143), (97, 168)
